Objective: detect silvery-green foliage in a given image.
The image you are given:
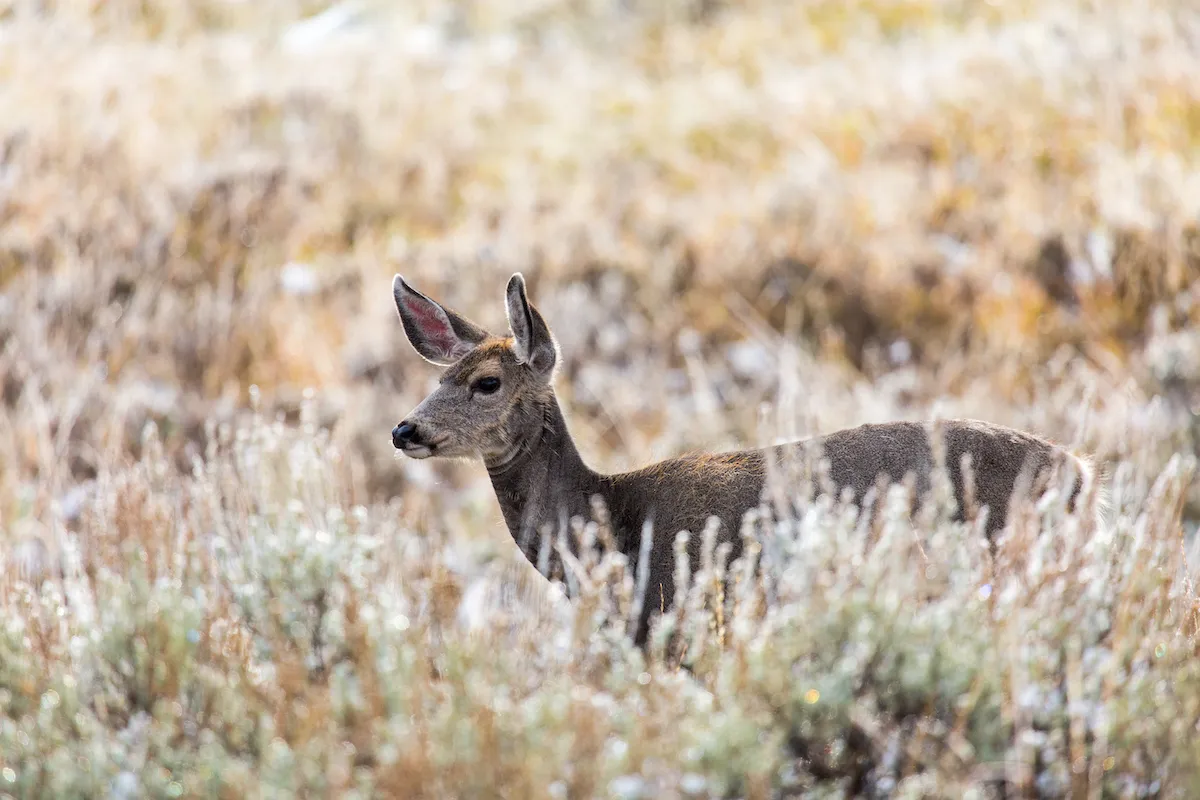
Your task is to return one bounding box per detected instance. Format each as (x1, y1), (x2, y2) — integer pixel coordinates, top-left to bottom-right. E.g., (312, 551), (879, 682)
(1, 406), (1197, 798)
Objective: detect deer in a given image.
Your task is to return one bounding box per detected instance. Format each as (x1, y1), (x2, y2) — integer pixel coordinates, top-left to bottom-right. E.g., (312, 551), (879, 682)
(390, 273), (1089, 646)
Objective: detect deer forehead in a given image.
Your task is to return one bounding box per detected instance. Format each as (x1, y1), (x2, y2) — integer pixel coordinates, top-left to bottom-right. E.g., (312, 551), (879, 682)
(439, 338), (519, 385)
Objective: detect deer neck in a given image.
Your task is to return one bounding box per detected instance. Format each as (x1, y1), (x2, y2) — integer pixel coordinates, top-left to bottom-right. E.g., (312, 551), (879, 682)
(485, 396), (605, 573)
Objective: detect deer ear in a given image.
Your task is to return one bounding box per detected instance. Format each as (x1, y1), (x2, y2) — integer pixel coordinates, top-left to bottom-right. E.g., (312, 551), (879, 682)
(393, 275), (490, 366)
(505, 273), (557, 379)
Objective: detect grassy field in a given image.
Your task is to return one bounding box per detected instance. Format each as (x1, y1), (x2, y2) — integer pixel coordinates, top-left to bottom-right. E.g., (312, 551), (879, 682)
(1, 0), (1200, 796)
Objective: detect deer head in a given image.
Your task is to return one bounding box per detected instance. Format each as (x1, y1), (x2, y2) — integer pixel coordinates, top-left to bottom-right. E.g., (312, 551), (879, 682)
(391, 273), (560, 466)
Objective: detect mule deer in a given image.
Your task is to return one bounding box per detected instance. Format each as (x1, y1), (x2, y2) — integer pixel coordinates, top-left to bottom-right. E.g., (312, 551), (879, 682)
(391, 273), (1087, 645)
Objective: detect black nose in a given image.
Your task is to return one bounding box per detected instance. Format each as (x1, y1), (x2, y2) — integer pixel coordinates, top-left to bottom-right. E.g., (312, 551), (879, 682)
(392, 421), (417, 449)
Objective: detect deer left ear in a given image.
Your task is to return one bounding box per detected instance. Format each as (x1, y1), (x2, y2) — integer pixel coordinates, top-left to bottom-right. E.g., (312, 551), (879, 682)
(393, 275), (490, 365)
(505, 273), (557, 379)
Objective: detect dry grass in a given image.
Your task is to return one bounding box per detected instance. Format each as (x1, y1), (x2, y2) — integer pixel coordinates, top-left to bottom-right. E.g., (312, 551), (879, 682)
(1, 0), (1199, 796)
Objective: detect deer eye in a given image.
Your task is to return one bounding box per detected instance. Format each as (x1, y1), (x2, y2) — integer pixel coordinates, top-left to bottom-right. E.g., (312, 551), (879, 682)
(473, 376), (501, 395)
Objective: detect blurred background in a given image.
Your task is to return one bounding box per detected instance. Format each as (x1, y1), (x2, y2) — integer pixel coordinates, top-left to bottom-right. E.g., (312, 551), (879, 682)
(2, 0), (1199, 570)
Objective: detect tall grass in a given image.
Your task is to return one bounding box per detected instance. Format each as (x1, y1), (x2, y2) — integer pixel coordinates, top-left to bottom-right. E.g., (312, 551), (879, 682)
(1, 400), (1198, 797)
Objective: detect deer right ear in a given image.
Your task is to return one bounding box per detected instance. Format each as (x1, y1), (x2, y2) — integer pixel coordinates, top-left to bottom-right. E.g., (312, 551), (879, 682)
(505, 273), (558, 379)
(393, 275), (490, 366)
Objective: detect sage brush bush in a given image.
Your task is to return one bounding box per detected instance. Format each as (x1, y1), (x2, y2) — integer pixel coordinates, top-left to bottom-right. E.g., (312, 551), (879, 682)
(0, 402), (1197, 798)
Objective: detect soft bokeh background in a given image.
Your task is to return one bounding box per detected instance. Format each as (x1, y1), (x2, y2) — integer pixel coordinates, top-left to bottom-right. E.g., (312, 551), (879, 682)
(2, 1), (1200, 797)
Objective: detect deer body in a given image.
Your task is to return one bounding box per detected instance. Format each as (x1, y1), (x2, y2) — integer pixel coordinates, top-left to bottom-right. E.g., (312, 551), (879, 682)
(391, 273), (1084, 645)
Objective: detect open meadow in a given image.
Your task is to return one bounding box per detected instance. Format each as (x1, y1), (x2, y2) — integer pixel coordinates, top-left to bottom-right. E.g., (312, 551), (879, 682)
(2, 0), (1200, 797)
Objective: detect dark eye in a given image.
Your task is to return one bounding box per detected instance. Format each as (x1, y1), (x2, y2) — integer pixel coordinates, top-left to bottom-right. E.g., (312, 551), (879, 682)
(473, 376), (501, 394)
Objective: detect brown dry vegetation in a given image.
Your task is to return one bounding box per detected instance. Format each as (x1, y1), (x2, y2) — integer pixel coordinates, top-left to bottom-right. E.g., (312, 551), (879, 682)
(1, 0), (1200, 797)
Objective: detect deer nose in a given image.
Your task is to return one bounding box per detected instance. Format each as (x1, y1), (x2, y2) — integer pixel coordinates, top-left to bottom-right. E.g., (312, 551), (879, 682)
(392, 421), (418, 448)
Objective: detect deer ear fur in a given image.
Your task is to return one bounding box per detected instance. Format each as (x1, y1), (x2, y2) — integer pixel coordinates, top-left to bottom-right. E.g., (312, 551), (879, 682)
(505, 273), (557, 379)
(393, 275), (490, 366)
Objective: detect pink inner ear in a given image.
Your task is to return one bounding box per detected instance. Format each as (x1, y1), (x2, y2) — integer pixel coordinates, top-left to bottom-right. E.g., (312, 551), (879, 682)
(402, 295), (464, 357)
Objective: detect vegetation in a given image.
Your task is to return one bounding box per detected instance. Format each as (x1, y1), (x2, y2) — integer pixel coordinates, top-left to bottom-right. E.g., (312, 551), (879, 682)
(1, 0), (1198, 796)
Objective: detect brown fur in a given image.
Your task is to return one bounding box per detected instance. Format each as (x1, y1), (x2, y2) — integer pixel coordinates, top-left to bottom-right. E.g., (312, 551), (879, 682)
(392, 274), (1086, 646)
